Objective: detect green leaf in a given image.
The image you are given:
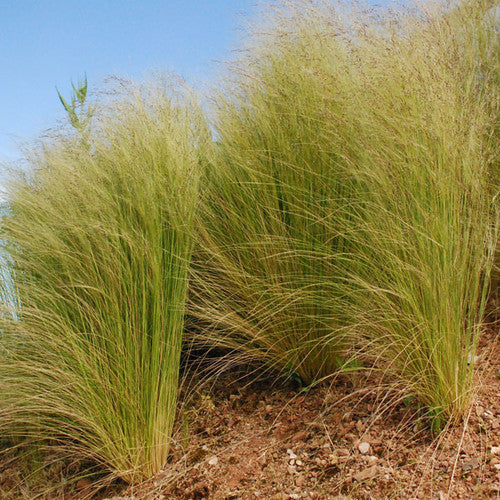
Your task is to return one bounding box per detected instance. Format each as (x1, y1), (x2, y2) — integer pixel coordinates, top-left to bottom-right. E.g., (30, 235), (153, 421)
(56, 89), (72, 115)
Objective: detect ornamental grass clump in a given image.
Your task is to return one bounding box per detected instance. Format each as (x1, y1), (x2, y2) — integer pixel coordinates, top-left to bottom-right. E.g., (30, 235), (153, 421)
(189, 5), (365, 384)
(343, 0), (499, 422)
(191, 0), (499, 421)
(0, 81), (207, 482)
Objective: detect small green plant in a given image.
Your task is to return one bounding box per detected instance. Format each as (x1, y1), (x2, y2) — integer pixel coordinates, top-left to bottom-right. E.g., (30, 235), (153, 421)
(56, 74), (93, 132)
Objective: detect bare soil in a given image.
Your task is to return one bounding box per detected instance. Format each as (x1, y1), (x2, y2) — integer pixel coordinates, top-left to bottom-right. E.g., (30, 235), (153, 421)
(1, 322), (499, 500)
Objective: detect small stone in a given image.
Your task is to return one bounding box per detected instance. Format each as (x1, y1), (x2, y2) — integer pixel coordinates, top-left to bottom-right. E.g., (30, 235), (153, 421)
(367, 455), (378, 465)
(467, 353), (480, 364)
(287, 449), (298, 459)
(495, 463), (500, 471)
(296, 459), (303, 466)
(265, 404), (273, 413)
(492, 446), (500, 455)
(207, 455), (218, 466)
(353, 465), (378, 482)
(462, 458), (479, 472)
(475, 406), (485, 418)
(358, 442), (370, 454)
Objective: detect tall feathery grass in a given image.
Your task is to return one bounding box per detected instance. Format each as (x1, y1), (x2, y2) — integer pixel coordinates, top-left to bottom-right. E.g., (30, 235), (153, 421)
(0, 4), (497, 494)
(0, 81), (207, 482)
(190, 12), (363, 383)
(191, 0), (499, 420)
(346, 0), (499, 421)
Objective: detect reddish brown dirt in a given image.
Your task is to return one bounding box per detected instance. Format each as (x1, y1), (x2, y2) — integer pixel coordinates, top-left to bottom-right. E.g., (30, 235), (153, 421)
(110, 325), (500, 500)
(1, 323), (498, 500)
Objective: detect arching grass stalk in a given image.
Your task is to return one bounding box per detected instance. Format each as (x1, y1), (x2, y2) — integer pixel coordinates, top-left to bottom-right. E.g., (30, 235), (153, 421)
(191, 0), (499, 421)
(0, 80), (208, 482)
(189, 6), (365, 384)
(344, 0), (499, 422)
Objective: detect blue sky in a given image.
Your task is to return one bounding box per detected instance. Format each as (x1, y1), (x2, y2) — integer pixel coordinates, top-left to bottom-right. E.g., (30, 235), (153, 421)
(0, 0), (396, 164)
(0, 0), (254, 163)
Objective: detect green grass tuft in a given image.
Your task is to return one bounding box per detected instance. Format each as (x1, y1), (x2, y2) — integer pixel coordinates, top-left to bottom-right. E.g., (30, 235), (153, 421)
(190, 0), (499, 419)
(0, 80), (208, 482)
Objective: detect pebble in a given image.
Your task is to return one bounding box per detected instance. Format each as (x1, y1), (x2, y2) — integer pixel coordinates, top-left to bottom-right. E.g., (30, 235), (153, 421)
(353, 465), (378, 482)
(462, 458), (478, 472)
(492, 446), (500, 455)
(358, 442), (370, 454)
(287, 449), (298, 459)
(207, 455), (218, 466)
(467, 353), (480, 364)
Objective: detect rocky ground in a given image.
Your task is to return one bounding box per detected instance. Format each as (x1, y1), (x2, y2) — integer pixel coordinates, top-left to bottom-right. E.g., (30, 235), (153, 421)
(1, 321), (498, 500)
(111, 324), (499, 500)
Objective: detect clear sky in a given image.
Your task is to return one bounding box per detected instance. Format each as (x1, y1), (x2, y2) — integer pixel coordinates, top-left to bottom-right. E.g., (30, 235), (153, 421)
(0, 0), (255, 163)
(0, 0), (395, 164)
